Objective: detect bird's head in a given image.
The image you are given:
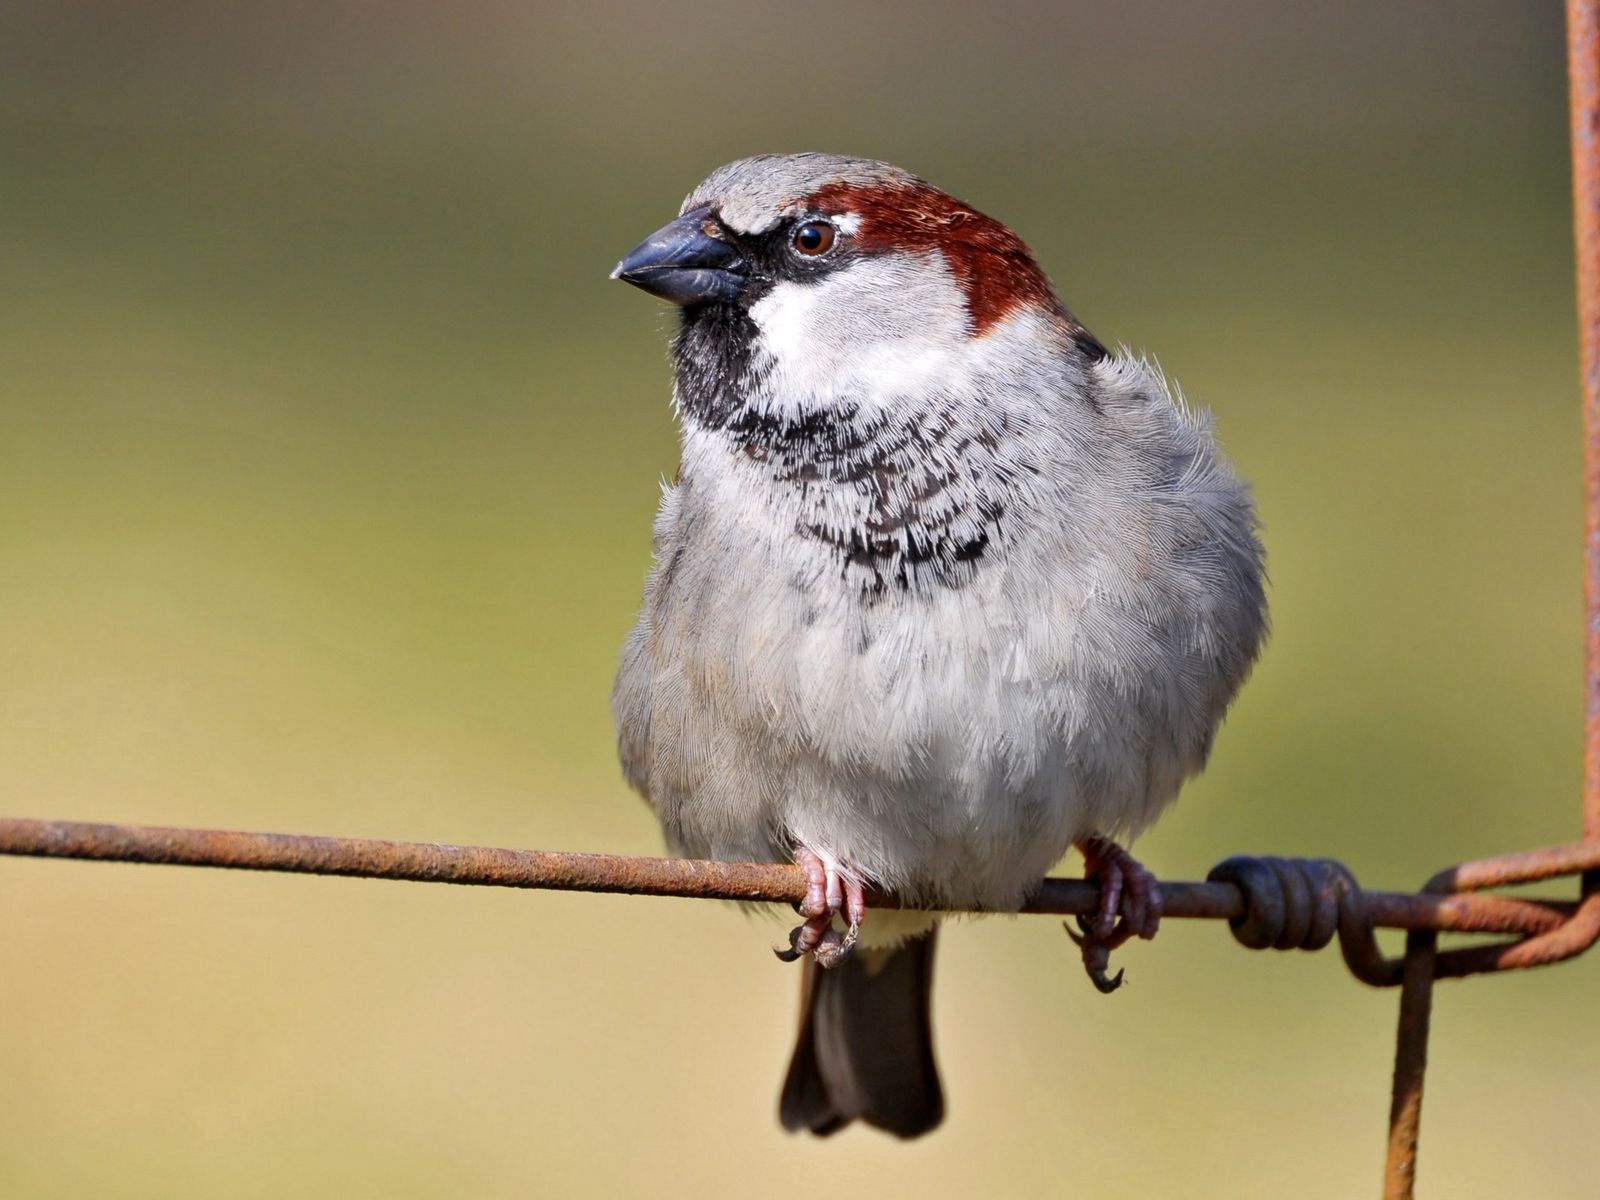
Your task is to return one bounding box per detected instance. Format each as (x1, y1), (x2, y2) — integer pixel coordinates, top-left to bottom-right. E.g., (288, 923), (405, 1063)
(612, 153), (1104, 429)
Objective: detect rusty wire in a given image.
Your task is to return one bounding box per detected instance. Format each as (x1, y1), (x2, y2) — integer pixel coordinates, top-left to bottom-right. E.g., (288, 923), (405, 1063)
(0, 817), (1593, 959)
(1578, 0), (1600, 850)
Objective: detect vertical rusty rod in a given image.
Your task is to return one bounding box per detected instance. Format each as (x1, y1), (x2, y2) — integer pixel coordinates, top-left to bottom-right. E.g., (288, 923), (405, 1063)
(1382, 932), (1438, 1200)
(1570, 0), (1600, 844)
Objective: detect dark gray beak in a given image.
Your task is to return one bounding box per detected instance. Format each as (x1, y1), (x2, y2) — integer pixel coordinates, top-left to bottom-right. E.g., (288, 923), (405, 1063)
(610, 207), (748, 306)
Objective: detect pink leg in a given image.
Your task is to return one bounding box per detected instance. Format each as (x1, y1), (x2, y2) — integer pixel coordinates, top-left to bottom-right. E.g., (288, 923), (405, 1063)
(1068, 835), (1165, 993)
(774, 847), (867, 969)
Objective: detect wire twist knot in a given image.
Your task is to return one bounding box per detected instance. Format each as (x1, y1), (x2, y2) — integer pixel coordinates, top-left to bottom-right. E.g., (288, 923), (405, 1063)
(1206, 854), (1400, 984)
(1207, 855), (1355, 951)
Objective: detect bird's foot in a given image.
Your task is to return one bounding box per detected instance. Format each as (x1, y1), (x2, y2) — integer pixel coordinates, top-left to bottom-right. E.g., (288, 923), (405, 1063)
(1065, 835), (1164, 994)
(774, 847), (866, 969)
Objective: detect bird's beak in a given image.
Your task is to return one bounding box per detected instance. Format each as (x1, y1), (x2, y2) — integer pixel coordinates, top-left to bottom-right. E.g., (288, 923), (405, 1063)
(610, 207), (749, 306)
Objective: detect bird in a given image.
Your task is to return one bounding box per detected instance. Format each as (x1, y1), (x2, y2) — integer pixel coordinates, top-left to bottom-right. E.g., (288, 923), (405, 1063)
(608, 153), (1267, 1140)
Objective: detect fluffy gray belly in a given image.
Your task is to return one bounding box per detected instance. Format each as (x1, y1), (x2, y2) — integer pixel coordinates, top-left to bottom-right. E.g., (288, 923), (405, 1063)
(612, 536), (1197, 912)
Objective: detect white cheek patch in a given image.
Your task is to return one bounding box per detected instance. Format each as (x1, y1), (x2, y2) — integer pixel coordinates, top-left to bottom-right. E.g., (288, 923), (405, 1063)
(750, 280), (824, 365)
(747, 256), (972, 412)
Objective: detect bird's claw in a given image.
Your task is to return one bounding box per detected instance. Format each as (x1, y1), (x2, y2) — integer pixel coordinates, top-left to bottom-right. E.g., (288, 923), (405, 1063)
(814, 919), (860, 969)
(1067, 836), (1164, 993)
(775, 847), (866, 970)
(774, 913), (862, 969)
(773, 926), (807, 963)
(1065, 917), (1131, 993)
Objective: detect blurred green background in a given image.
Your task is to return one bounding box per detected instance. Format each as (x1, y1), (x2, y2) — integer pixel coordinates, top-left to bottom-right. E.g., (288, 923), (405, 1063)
(0, 2), (1593, 1196)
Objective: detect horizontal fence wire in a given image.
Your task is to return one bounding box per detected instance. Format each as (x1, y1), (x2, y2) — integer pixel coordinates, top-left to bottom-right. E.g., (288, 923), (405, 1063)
(0, 818), (1595, 985)
(0, 817), (1586, 924)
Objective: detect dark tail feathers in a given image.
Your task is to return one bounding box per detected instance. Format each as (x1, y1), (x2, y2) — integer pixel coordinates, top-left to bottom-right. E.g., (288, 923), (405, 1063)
(778, 929), (943, 1139)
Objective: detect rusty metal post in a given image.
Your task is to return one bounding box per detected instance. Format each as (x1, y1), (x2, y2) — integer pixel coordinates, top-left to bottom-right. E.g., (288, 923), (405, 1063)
(1570, 0), (1600, 845)
(1382, 932), (1438, 1200)
(1376, 17), (1600, 1186)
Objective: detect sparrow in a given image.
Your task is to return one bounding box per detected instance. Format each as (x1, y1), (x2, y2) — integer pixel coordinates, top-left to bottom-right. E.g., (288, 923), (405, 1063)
(609, 153), (1266, 1139)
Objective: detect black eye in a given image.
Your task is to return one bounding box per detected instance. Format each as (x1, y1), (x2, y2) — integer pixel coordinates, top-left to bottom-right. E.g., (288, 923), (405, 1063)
(791, 220), (836, 257)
